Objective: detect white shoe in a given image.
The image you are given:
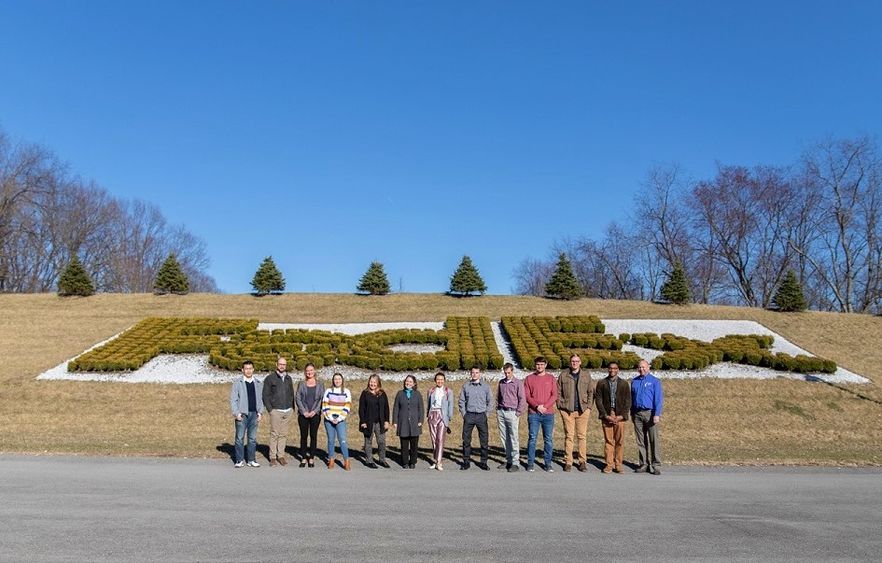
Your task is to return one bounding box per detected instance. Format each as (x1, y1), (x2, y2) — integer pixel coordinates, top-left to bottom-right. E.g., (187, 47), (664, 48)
(428, 463), (436, 469)
(247, 461), (260, 467)
(234, 461), (245, 468)
(436, 464), (444, 471)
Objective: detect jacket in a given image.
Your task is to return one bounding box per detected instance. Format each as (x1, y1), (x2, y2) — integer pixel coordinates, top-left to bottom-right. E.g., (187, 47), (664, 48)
(358, 389), (390, 433)
(594, 376), (632, 422)
(262, 371), (295, 412)
(392, 389), (424, 437)
(556, 369), (594, 414)
(230, 376), (264, 416)
(295, 380), (325, 414)
(425, 386), (454, 428)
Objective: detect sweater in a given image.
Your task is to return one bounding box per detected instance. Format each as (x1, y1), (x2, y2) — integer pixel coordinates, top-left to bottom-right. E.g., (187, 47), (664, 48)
(524, 372), (558, 414)
(322, 387), (352, 423)
(358, 389), (390, 429)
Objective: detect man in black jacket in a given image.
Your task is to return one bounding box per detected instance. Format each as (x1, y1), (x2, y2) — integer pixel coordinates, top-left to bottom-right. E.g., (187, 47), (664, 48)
(262, 357), (295, 466)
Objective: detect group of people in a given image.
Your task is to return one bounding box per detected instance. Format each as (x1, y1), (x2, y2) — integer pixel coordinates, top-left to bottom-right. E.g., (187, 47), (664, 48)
(229, 354), (664, 475)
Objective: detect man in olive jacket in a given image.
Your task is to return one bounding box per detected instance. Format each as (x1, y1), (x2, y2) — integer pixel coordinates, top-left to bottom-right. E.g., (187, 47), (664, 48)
(594, 361), (631, 473)
(556, 354), (594, 472)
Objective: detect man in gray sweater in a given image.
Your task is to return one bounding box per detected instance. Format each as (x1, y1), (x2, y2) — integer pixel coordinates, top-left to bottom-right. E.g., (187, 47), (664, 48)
(458, 366), (493, 471)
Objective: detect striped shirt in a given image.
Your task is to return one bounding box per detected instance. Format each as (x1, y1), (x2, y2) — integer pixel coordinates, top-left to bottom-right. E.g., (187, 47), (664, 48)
(322, 387), (352, 422)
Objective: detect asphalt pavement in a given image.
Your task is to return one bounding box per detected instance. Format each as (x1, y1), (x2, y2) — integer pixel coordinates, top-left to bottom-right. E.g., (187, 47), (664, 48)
(1, 455), (879, 562)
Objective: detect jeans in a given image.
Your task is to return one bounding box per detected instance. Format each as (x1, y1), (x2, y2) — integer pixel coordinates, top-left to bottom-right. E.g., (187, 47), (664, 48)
(527, 412), (555, 468)
(234, 412), (259, 463)
(324, 419), (349, 460)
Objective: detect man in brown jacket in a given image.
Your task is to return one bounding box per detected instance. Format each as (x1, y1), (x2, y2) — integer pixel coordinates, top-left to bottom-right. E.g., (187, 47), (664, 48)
(556, 354), (594, 472)
(594, 361), (632, 473)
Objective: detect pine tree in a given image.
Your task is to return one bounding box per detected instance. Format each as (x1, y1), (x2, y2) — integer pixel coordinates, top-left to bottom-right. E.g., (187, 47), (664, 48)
(773, 270), (807, 312)
(356, 261), (391, 295)
(544, 253), (582, 300)
(57, 255), (95, 297)
(251, 256), (286, 296)
(660, 261), (690, 305)
(153, 253), (190, 295)
(449, 255), (487, 296)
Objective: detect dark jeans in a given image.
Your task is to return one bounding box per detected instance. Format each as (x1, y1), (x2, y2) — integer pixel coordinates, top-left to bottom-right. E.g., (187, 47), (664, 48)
(234, 412), (259, 463)
(298, 414), (321, 460)
(363, 422), (387, 462)
(462, 412), (489, 464)
(400, 436), (419, 466)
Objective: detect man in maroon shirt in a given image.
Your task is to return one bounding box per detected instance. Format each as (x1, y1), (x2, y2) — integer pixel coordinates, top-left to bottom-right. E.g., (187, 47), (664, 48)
(496, 362), (526, 472)
(524, 357), (558, 472)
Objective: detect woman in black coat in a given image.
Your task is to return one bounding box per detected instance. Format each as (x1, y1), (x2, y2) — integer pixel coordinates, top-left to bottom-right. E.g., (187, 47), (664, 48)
(392, 375), (424, 469)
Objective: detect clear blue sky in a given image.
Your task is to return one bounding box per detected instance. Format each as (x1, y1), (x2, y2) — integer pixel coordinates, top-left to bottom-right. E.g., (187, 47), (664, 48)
(2, 1), (880, 293)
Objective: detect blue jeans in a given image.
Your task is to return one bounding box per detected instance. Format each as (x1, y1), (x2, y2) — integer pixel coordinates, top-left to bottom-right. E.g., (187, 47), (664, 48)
(324, 419), (349, 459)
(234, 412), (259, 463)
(527, 412), (555, 468)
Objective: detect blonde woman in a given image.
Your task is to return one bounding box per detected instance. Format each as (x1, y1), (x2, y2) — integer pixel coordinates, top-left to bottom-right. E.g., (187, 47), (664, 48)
(358, 374), (390, 469)
(425, 372), (454, 471)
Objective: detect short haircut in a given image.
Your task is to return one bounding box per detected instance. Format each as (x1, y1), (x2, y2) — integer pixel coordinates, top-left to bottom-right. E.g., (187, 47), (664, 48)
(503, 362), (514, 371)
(470, 365), (481, 371)
(608, 361), (619, 368)
(570, 354), (581, 360)
(534, 356), (547, 364)
(434, 372), (446, 380)
(242, 360), (254, 368)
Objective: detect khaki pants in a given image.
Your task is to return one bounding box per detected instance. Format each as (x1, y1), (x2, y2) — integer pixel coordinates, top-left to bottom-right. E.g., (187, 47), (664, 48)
(559, 409), (590, 465)
(602, 420), (625, 470)
(269, 409), (292, 460)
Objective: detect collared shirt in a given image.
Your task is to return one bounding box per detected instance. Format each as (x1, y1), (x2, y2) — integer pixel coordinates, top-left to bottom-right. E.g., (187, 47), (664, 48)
(609, 377), (618, 411)
(631, 372), (663, 417)
(497, 376), (526, 415)
(458, 379), (492, 414)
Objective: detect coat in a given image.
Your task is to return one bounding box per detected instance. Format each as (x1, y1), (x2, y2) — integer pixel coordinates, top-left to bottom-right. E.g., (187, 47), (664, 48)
(392, 389), (424, 438)
(594, 376), (632, 422)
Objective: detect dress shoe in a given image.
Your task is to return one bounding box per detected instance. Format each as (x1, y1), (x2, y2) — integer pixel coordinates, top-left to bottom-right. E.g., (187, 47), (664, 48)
(602, 466), (613, 474)
(498, 463), (509, 470)
(299, 459), (307, 468)
(650, 466), (661, 475)
(269, 459), (278, 467)
(408, 464), (416, 469)
(477, 462), (490, 471)
(507, 465), (520, 473)
(327, 459), (335, 469)
(307, 459), (315, 468)
(366, 462), (377, 469)
(613, 467), (624, 474)
(460, 463), (471, 471)
(563, 464), (572, 472)
(377, 460), (389, 468)
(635, 465), (648, 473)
(277, 457), (288, 466)
(577, 462), (587, 473)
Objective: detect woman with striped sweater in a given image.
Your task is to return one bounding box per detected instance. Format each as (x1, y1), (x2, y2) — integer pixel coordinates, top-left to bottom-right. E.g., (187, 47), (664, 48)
(322, 373), (352, 470)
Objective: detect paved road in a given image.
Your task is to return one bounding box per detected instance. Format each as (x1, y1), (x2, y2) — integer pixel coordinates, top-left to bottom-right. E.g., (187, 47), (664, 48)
(1, 456), (879, 562)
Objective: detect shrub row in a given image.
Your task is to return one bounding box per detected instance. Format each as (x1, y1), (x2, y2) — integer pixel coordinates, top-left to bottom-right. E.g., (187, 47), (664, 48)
(501, 316), (621, 370)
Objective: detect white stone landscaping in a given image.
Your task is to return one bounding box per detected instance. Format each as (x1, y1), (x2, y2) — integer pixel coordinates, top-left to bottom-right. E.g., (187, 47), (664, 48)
(36, 319), (869, 385)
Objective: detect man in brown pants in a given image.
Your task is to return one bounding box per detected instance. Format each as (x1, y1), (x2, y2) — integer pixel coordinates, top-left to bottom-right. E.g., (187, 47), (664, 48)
(594, 361), (631, 473)
(556, 354), (594, 472)
(261, 357), (295, 466)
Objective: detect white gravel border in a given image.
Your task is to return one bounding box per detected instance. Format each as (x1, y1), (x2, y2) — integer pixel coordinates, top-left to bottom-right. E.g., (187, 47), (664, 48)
(36, 319), (869, 385)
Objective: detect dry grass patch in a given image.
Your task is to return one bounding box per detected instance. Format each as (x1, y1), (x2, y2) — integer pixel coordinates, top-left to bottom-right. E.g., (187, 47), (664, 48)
(2, 293), (881, 464)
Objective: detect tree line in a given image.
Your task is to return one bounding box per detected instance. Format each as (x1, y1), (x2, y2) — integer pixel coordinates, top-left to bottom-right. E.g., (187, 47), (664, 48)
(0, 128), (216, 293)
(513, 135), (882, 314)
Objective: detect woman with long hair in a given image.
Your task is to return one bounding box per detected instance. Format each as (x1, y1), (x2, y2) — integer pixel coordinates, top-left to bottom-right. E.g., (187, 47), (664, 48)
(321, 372), (352, 470)
(358, 374), (390, 469)
(295, 363), (324, 468)
(425, 372), (454, 471)
(392, 375), (424, 469)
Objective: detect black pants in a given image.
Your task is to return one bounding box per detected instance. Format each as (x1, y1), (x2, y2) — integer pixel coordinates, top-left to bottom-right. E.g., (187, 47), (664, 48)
(298, 414), (321, 460)
(462, 412), (489, 464)
(400, 436), (419, 466)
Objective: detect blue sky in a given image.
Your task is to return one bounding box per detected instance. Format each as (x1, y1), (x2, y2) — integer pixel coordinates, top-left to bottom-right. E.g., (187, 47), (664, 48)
(2, 1), (880, 293)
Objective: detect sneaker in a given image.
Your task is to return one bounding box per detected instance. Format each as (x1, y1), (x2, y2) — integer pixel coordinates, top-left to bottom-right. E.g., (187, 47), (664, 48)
(436, 464), (444, 472)
(507, 465), (520, 473)
(247, 461), (260, 468)
(477, 462), (490, 471)
(545, 467), (555, 473)
(428, 463), (436, 469)
(234, 461), (245, 468)
(526, 466), (535, 472)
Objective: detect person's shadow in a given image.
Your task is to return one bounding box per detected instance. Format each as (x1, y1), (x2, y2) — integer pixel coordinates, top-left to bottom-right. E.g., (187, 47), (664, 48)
(217, 443), (271, 463)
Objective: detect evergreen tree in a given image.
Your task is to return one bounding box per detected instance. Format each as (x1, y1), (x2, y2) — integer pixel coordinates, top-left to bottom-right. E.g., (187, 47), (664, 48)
(449, 255), (487, 296)
(660, 261), (691, 305)
(773, 270), (807, 312)
(544, 253), (582, 300)
(57, 255), (95, 297)
(356, 261), (391, 295)
(153, 253), (190, 295)
(251, 256), (286, 295)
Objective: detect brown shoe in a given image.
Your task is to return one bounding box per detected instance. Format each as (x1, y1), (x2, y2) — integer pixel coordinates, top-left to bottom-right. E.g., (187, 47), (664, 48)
(343, 459), (351, 471)
(577, 462), (588, 472)
(602, 466), (613, 474)
(277, 457), (288, 466)
(269, 459), (277, 467)
(327, 459), (335, 469)
(613, 467), (624, 474)
(563, 464), (572, 472)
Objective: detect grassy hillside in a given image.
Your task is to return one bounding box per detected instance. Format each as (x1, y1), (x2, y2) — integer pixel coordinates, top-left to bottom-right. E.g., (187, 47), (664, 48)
(1, 293), (880, 465)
